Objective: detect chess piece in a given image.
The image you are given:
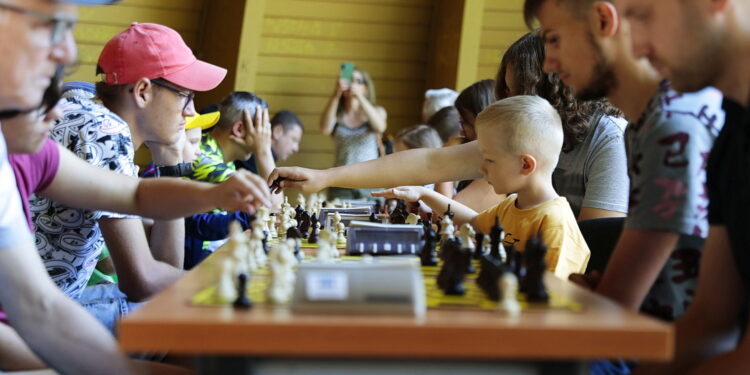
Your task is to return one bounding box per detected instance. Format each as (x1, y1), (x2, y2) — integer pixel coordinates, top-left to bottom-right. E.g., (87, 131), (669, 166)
(458, 223), (476, 273)
(369, 212), (380, 223)
(474, 232), (485, 260)
(405, 213), (420, 225)
(390, 208), (406, 224)
(310, 212), (319, 230)
(498, 272), (520, 316)
(439, 215), (455, 246)
(247, 222), (267, 271)
(316, 229), (339, 261)
(436, 237), (468, 295)
(233, 273), (252, 308)
(256, 206), (269, 232)
(489, 216), (505, 260)
(420, 222), (439, 266)
(331, 211), (342, 230)
(443, 204), (455, 221)
(298, 211), (311, 237)
(286, 225), (304, 260)
(217, 258), (237, 302)
(294, 204), (304, 223)
(336, 222), (346, 245)
(523, 236), (549, 302)
(297, 193), (306, 211)
(308, 222), (320, 244)
(267, 241), (297, 305)
(267, 213), (277, 238)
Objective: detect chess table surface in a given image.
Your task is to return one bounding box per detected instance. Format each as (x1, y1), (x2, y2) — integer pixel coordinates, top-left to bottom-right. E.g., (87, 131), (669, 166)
(118, 240), (673, 361)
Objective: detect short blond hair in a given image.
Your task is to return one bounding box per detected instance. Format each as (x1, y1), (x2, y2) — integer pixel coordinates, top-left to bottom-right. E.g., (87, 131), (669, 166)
(475, 95), (563, 171)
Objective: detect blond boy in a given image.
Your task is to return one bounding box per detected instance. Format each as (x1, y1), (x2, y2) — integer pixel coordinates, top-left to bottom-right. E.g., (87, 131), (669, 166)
(374, 95), (589, 279)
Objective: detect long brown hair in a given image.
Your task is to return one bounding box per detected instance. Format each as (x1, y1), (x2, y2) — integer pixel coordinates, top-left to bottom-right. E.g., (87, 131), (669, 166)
(337, 68), (377, 116)
(495, 32), (621, 152)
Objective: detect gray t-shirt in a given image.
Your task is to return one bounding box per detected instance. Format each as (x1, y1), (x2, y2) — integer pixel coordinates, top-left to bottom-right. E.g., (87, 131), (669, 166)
(553, 114), (629, 217)
(626, 82), (724, 321)
(30, 97), (138, 299)
(332, 122), (379, 167)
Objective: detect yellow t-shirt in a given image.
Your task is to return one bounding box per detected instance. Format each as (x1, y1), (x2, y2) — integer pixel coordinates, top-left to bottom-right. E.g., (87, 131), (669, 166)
(474, 194), (590, 279)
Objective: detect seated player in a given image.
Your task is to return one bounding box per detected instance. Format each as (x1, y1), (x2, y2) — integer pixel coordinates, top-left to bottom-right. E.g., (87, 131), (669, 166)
(374, 96), (590, 279)
(235, 109), (304, 174)
(4, 72), (268, 372)
(393, 124), (455, 199)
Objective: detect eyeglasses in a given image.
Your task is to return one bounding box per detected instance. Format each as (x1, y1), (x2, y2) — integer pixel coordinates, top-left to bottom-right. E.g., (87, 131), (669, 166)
(354, 78), (366, 84)
(0, 2), (77, 46)
(151, 79), (195, 112)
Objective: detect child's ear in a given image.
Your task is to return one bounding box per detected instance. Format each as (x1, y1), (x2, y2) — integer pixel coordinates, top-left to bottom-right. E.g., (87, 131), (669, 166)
(520, 154), (537, 176)
(231, 121), (245, 138)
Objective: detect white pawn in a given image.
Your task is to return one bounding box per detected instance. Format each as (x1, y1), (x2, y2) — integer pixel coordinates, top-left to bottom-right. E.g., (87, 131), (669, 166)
(458, 223), (476, 251)
(247, 223), (266, 271)
(336, 222), (346, 245)
(331, 211), (342, 230)
(267, 241), (297, 305)
(227, 222), (250, 273)
(440, 215), (455, 242)
(316, 229), (338, 261)
(405, 213), (420, 225)
(498, 272), (521, 316)
(267, 214), (278, 238)
(217, 258), (238, 303)
(256, 206), (270, 232)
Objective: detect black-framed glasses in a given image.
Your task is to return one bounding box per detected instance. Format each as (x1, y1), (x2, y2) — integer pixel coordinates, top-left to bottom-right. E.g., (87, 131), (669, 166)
(151, 79), (195, 112)
(0, 2), (76, 46)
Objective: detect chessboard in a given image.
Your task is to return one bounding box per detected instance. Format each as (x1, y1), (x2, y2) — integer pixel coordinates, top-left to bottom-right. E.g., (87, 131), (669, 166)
(191, 239), (582, 313)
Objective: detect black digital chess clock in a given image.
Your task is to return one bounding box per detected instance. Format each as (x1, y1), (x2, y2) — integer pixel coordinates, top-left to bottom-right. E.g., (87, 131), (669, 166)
(346, 221), (425, 256)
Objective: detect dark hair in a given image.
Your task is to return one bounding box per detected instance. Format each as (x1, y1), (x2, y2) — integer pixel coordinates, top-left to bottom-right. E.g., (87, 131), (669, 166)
(94, 65), (128, 109)
(271, 109), (304, 133)
(455, 79), (496, 119)
(426, 106), (461, 142)
(524, 0), (592, 29)
(215, 91), (269, 131)
(395, 125), (443, 149)
(495, 32), (621, 152)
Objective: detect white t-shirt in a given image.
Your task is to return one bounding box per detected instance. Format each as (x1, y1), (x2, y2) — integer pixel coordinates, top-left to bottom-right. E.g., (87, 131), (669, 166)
(0, 129), (33, 248)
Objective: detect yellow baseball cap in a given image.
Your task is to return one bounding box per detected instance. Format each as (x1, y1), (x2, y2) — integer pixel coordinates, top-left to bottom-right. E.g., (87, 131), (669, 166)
(185, 111), (220, 130)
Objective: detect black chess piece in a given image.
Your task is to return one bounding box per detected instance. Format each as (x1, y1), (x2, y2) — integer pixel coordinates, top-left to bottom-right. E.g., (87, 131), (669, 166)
(369, 212), (379, 223)
(489, 216), (504, 260)
(522, 236), (549, 303)
(437, 238), (468, 295)
(311, 212), (319, 230)
(476, 255), (506, 301)
(474, 232), (485, 260)
(299, 211), (311, 237)
(294, 204), (304, 222)
(261, 231), (270, 254)
(308, 222), (320, 244)
(233, 273), (252, 308)
(390, 208), (406, 224)
(464, 244), (476, 274)
(286, 226), (304, 259)
(420, 222), (439, 266)
(514, 250), (526, 290)
(443, 204), (455, 221)
(322, 201), (328, 208)
(373, 199), (383, 215)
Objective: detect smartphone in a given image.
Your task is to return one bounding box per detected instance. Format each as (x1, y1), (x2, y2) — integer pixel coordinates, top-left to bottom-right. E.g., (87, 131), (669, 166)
(340, 62), (355, 83)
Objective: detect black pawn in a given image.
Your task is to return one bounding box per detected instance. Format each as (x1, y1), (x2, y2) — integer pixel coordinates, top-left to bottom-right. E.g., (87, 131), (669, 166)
(294, 204), (304, 222)
(523, 236), (549, 303)
(437, 238), (467, 295)
(233, 273), (252, 308)
(299, 211), (311, 237)
(474, 232), (485, 260)
(308, 223), (320, 244)
(420, 223), (439, 266)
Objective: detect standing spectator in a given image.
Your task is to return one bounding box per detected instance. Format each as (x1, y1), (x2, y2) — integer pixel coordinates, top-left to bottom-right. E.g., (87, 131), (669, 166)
(320, 65), (387, 200)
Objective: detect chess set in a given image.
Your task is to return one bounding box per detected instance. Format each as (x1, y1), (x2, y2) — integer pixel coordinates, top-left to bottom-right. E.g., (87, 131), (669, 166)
(190, 194), (582, 315)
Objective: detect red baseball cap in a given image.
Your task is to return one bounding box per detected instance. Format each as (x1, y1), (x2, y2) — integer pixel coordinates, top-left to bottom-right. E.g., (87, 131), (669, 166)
(98, 22), (227, 91)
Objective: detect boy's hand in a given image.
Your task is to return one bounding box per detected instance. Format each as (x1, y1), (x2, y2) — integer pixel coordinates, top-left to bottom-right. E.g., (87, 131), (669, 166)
(268, 167), (328, 194)
(568, 270), (602, 290)
(371, 186), (425, 203)
(212, 170), (272, 213)
(231, 107), (271, 152)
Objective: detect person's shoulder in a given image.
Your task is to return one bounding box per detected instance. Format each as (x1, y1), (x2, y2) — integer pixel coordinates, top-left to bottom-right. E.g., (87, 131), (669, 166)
(648, 83), (724, 137)
(538, 197), (577, 223)
(586, 114), (627, 147)
(57, 97), (129, 134)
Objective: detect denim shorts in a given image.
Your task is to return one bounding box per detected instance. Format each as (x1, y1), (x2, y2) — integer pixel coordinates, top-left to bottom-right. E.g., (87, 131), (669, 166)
(76, 283), (144, 336)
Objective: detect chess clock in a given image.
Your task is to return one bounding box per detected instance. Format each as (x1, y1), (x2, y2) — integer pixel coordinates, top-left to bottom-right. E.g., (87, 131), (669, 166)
(346, 221), (425, 256)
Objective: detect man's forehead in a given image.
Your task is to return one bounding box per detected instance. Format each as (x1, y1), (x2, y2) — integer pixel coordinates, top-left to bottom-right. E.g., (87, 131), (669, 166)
(20, 0), (78, 15)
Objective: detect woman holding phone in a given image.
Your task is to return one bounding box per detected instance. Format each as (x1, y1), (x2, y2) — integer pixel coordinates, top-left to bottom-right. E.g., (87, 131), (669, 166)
(320, 64), (388, 200)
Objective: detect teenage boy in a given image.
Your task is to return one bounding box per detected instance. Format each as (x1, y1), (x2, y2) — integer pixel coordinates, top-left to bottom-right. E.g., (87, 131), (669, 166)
(523, 0), (724, 324)
(375, 96), (590, 278)
(29, 22), (233, 331)
(235, 109), (304, 174)
(614, 0), (750, 373)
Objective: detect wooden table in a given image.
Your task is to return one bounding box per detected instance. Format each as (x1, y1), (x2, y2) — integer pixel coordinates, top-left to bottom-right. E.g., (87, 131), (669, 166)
(119, 247), (673, 372)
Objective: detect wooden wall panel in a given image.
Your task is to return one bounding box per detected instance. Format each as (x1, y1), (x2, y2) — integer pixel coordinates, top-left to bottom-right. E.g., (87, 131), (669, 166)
(69, 0), (207, 84)
(253, 0), (435, 168)
(475, 0), (527, 82)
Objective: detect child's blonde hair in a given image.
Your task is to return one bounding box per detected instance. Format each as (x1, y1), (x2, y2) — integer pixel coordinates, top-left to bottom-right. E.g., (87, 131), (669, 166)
(475, 95), (563, 171)
(395, 124), (443, 149)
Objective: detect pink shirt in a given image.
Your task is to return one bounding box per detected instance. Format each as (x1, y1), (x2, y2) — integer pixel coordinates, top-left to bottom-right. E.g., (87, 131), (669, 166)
(9, 138), (60, 230)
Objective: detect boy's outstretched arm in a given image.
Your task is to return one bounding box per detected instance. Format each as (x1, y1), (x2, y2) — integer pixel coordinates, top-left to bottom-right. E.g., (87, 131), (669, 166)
(371, 186), (478, 226)
(269, 141), (483, 194)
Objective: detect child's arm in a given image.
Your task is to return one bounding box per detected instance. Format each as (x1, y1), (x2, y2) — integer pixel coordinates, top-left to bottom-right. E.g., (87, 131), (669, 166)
(371, 186), (478, 226)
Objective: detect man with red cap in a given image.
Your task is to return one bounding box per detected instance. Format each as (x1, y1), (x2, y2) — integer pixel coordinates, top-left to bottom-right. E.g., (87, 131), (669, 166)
(29, 22), (234, 333)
